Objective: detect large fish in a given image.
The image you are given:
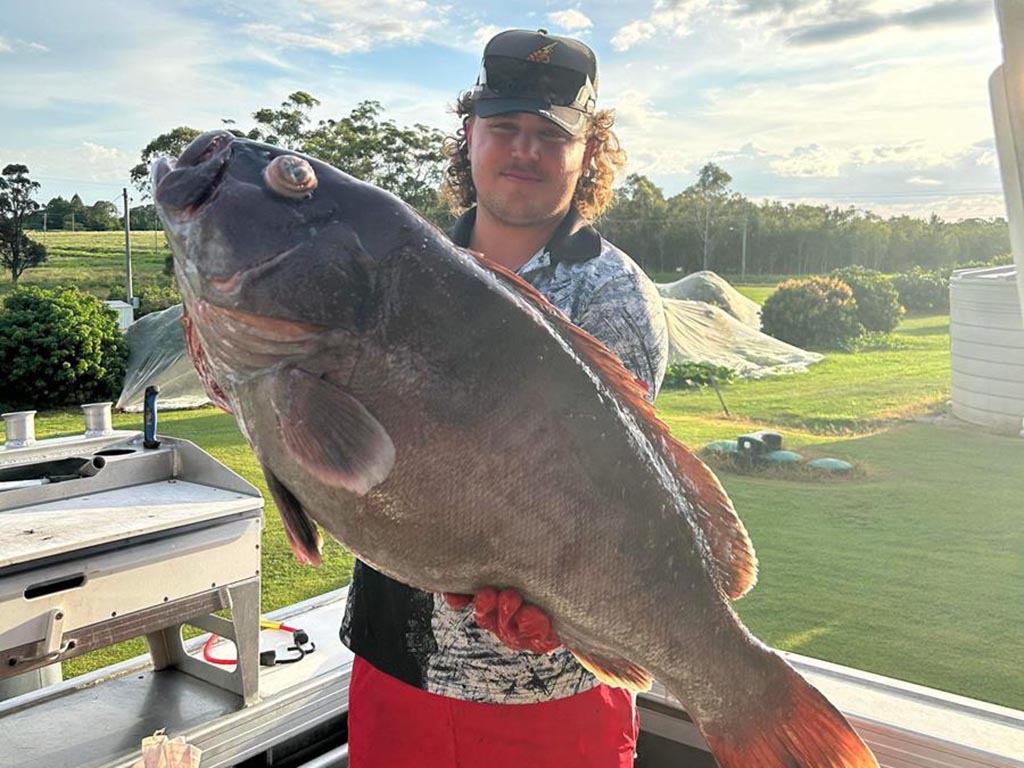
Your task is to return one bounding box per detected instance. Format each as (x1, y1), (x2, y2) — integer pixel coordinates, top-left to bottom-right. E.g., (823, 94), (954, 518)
(154, 131), (878, 768)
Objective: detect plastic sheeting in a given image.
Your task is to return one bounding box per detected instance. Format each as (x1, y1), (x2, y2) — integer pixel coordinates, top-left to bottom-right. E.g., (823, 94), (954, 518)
(116, 304), (211, 412)
(116, 285), (821, 413)
(662, 298), (823, 377)
(656, 271), (762, 328)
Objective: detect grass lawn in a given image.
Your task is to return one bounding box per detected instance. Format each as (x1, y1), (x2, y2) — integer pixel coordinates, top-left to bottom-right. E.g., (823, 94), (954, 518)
(5, 231), (171, 300)
(726, 424), (1024, 711)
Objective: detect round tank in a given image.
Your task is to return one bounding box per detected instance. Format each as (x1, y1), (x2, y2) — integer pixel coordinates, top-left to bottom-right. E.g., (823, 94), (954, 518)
(950, 265), (1024, 434)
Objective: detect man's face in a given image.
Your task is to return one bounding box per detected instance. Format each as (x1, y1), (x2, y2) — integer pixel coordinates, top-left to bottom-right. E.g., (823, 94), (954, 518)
(466, 111), (590, 228)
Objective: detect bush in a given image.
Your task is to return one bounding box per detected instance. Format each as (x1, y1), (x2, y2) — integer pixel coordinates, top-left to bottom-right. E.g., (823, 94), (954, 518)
(662, 362), (736, 389)
(0, 286), (128, 410)
(761, 276), (862, 349)
(830, 266), (905, 332)
(891, 267), (949, 312)
(136, 281), (181, 317)
(105, 279), (181, 318)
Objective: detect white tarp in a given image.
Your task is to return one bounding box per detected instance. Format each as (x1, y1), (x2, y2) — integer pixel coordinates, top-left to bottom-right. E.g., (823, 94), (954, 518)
(656, 271), (762, 328)
(662, 298), (823, 377)
(116, 304), (210, 412)
(116, 281), (820, 413)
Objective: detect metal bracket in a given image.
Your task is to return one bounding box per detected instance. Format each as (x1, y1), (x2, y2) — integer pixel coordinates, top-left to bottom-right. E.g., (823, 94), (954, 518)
(40, 608), (65, 658)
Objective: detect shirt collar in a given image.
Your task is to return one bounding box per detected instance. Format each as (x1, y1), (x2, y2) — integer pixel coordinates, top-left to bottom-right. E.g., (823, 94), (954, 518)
(448, 206), (602, 265)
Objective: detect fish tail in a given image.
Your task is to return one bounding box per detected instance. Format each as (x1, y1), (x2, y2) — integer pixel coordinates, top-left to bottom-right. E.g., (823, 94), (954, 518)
(685, 653), (878, 768)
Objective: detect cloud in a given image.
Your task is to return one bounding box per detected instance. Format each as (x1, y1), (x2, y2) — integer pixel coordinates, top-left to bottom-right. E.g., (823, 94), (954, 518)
(473, 24), (502, 48)
(612, 20), (657, 51)
(907, 175), (942, 185)
(547, 9), (592, 33)
(611, 0), (709, 51)
(0, 36), (50, 54)
(83, 141), (130, 165)
(787, 0), (990, 46)
(770, 144), (844, 177)
(240, 1), (447, 55)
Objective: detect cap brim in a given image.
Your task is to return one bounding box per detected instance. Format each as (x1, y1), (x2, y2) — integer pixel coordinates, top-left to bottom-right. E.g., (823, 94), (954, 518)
(474, 97), (588, 136)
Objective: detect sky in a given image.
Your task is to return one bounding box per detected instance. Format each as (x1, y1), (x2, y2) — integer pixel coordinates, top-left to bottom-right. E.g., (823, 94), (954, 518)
(0, 0), (1012, 221)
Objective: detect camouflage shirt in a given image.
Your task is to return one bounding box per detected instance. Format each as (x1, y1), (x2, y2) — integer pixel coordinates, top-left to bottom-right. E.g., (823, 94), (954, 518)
(340, 206), (669, 704)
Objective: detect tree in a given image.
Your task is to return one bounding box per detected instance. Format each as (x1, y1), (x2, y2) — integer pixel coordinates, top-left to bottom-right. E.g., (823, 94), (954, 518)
(250, 91), (320, 149)
(600, 174), (668, 272)
(302, 100), (447, 219)
(0, 164), (47, 283)
(681, 163), (734, 272)
(85, 200), (119, 231)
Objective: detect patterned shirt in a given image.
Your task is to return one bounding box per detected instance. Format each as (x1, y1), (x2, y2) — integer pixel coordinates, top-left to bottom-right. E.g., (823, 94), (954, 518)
(340, 206), (669, 704)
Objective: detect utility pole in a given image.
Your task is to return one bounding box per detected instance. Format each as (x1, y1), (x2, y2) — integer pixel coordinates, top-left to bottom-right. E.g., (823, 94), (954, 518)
(70, 211), (75, 232)
(740, 217), (748, 280)
(42, 211), (47, 247)
(123, 188), (135, 307)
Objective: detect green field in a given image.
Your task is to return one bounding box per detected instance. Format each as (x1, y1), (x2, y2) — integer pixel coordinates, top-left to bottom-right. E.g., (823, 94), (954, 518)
(5, 233), (1022, 712)
(7, 230), (172, 300)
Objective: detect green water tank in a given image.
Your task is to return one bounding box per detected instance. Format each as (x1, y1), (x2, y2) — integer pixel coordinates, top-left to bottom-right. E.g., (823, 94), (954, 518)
(807, 457), (853, 474)
(762, 450), (803, 464)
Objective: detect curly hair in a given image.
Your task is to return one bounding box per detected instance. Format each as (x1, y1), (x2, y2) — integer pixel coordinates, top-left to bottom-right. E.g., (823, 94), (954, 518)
(442, 91), (627, 221)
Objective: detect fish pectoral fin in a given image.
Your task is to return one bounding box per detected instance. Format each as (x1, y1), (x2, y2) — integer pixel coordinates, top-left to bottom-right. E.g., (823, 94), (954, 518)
(570, 649), (653, 693)
(263, 465), (323, 566)
(272, 367), (396, 496)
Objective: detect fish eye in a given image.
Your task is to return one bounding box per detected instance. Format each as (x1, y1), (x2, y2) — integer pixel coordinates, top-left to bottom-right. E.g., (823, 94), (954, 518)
(265, 154), (318, 199)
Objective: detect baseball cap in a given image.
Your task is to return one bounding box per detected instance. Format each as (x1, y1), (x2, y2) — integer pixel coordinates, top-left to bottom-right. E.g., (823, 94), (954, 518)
(470, 29), (598, 136)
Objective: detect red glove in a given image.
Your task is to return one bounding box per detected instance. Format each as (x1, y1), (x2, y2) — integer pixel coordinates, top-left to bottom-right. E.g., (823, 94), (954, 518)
(443, 588), (562, 654)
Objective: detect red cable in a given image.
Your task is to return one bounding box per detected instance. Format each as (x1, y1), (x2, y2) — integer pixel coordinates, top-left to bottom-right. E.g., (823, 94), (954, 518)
(202, 634), (236, 663)
(202, 624), (301, 665)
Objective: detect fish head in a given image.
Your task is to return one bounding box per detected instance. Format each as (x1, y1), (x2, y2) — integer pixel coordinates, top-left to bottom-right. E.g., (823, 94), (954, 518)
(152, 131), (399, 387)
(153, 131), (376, 316)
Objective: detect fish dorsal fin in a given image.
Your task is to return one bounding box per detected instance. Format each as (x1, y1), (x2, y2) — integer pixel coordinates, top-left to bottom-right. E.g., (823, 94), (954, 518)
(471, 251), (758, 600)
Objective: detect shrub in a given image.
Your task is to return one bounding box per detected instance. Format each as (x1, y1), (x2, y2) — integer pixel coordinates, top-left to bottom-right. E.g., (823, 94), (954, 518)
(105, 279), (181, 318)
(830, 266), (905, 332)
(0, 286), (128, 410)
(891, 267), (949, 312)
(136, 281), (181, 317)
(761, 276), (862, 349)
(662, 362), (736, 389)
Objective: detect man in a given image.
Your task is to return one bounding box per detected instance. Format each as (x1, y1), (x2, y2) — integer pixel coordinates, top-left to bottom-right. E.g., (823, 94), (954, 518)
(341, 28), (669, 767)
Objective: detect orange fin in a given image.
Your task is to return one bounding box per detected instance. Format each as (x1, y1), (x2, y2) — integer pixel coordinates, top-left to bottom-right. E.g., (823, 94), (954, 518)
(699, 662), (879, 768)
(470, 252), (757, 600)
(570, 648), (653, 693)
(271, 367), (395, 496)
(262, 465), (323, 566)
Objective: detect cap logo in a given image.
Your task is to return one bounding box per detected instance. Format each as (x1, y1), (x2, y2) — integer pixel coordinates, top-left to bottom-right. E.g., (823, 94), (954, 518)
(526, 42), (558, 63)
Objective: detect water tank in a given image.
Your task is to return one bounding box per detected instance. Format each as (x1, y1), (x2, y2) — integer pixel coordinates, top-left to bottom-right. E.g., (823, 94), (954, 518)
(950, 265), (1024, 434)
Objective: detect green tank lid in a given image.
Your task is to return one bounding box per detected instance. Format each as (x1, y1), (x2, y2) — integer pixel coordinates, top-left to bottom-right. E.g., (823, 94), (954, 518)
(807, 457), (853, 473)
(762, 450), (803, 464)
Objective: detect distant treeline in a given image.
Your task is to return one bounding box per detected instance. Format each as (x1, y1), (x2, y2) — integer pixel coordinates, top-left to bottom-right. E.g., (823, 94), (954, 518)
(29, 93), (1011, 278)
(22, 194), (160, 232)
(597, 173), (1010, 277)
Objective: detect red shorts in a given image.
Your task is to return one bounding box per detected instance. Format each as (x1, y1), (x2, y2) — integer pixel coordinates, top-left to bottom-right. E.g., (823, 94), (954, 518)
(348, 656), (638, 768)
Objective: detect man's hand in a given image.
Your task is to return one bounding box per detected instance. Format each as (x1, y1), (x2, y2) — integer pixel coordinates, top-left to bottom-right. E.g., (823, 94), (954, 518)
(443, 588), (562, 654)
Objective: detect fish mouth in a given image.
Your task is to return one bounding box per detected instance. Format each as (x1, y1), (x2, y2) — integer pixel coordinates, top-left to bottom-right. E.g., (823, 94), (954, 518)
(152, 130), (235, 222)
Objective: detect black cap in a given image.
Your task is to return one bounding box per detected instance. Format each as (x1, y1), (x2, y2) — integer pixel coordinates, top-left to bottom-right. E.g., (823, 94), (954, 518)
(470, 29), (598, 136)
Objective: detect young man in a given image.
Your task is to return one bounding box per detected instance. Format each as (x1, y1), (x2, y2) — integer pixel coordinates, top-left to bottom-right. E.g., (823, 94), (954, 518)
(341, 29), (669, 767)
